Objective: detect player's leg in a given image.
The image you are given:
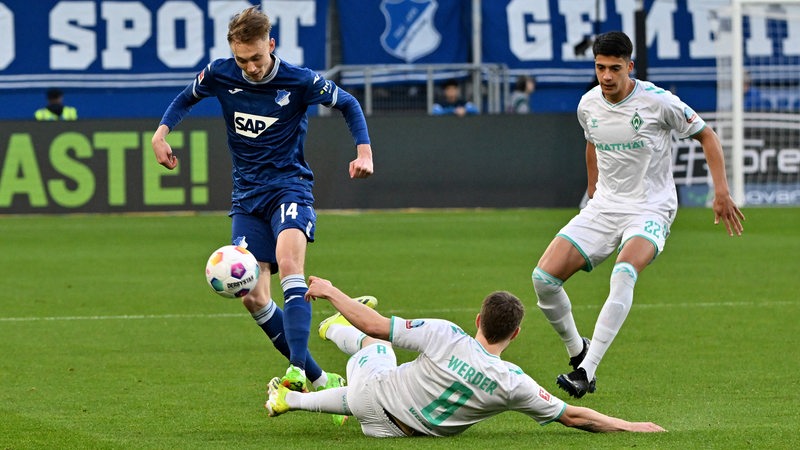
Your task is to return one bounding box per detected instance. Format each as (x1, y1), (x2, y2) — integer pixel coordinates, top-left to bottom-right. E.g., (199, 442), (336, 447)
(274, 227), (313, 390)
(533, 237), (588, 360)
(266, 378), (350, 416)
(268, 339), (400, 438)
(265, 189), (317, 389)
(233, 214), (328, 391)
(319, 296), (379, 354)
(268, 336), (391, 418)
(580, 227), (662, 382)
(233, 215), (296, 359)
(545, 207), (620, 398)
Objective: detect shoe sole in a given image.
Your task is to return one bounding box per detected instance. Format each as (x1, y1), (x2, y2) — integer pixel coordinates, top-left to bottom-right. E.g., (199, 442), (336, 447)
(281, 379), (306, 392)
(556, 374), (586, 398)
(555, 374), (597, 398)
(266, 377), (288, 417)
(353, 295), (378, 309)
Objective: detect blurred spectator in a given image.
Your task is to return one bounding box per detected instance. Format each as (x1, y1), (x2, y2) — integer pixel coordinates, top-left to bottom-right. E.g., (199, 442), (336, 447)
(34, 88), (78, 121)
(432, 79), (478, 116)
(508, 75), (536, 113)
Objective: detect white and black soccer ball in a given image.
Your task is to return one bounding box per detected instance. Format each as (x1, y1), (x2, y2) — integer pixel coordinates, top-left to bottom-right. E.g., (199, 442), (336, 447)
(205, 245), (260, 298)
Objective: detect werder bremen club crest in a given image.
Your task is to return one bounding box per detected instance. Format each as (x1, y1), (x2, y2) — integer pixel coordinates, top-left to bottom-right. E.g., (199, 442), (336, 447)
(630, 111), (643, 132)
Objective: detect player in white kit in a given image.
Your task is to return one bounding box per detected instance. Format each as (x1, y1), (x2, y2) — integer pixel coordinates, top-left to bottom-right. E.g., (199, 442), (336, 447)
(531, 31), (745, 398)
(265, 276), (665, 437)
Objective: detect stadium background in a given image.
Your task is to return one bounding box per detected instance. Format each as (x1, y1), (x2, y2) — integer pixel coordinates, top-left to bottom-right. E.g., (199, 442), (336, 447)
(0, 0), (796, 213)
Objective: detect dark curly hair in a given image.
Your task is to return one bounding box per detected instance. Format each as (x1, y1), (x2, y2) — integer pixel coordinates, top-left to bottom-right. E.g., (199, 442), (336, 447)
(592, 31), (633, 60)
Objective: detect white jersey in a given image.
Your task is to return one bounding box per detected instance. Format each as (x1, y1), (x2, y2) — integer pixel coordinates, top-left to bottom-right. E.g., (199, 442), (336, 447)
(578, 79), (706, 214)
(371, 317), (566, 437)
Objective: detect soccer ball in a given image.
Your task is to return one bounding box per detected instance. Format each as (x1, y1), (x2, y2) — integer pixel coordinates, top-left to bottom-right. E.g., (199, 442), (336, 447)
(205, 245), (260, 298)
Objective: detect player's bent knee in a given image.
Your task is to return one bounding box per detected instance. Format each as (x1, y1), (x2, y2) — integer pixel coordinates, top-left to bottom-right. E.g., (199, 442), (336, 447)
(241, 291), (271, 312)
(532, 267), (564, 296)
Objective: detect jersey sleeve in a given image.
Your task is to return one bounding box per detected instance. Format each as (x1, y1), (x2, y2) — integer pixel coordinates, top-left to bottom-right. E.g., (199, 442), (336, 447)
(660, 92), (706, 138)
(508, 371), (567, 425)
(303, 70), (370, 145)
(576, 91), (595, 141)
(159, 61), (218, 130)
(389, 317), (464, 354)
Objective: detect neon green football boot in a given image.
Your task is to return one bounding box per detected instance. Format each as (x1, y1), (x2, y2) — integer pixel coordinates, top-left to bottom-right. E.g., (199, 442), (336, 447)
(280, 364), (308, 393)
(265, 377), (290, 417)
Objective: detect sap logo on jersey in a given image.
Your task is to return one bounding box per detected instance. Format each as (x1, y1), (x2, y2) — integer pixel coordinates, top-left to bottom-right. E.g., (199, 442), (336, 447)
(234, 112), (278, 138)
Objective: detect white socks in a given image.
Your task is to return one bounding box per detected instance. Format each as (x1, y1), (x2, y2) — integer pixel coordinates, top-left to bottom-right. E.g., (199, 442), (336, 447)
(325, 323), (367, 355)
(286, 387), (351, 415)
(582, 262), (637, 380)
(533, 267), (584, 357)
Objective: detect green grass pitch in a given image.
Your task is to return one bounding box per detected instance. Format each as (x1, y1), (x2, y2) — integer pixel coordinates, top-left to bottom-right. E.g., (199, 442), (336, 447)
(1, 208), (797, 449)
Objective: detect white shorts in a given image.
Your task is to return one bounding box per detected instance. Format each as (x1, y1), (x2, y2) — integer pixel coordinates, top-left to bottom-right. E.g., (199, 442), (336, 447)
(345, 343), (407, 438)
(557, 201), (674, 272)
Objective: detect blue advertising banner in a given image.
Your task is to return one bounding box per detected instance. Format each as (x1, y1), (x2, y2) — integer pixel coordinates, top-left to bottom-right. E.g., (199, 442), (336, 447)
(483, 0), (800, 112)
(3, 0), (799, 118)
(0, 0), (328, 87)
(482, 0), (731, 80)
(337, 0), (468, 64)
(0, 0), (328, 118)
(483, 0), (731, 111)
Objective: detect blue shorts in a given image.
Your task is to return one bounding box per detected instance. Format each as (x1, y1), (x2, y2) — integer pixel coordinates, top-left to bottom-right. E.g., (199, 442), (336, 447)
(230, 187), (316, 274)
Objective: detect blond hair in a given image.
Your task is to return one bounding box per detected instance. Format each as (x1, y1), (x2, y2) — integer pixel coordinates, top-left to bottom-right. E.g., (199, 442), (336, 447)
(227, 6), (272, 44)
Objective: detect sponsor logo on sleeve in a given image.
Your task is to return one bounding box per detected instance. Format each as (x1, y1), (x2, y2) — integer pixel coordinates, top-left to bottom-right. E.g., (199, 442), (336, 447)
(683, 106), (697, 123)
(405, 319), (425, 329)
(538, 387), (552, 402)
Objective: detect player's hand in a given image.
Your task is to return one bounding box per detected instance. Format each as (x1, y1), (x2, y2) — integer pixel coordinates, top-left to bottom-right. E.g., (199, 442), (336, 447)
(712, 194), (745, 236)
(628, 422), (667, 432)
(349, 144), (374, 179)
(152, 126), (178, 170)
(153, 141), (178, 170)
(305, 275), (334, 302)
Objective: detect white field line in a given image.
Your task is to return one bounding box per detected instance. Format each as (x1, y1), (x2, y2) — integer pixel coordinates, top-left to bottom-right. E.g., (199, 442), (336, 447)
(0, 300), (795, 323)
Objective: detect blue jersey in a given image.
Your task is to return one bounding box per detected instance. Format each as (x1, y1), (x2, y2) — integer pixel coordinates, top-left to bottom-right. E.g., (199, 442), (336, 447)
(159, 55), (370, 206)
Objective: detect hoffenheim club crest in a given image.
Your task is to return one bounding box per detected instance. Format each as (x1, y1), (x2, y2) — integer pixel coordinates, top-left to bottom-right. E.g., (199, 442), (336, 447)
(380, 0), (441, 62)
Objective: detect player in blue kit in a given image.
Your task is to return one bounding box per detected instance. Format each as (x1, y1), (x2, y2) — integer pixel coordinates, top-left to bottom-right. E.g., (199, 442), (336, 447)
(151, 5), (374, 422)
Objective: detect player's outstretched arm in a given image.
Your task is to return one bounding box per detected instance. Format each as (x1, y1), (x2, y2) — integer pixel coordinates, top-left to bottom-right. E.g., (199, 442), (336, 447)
(558, 405), (666, 433)
(305, 276), (390, 340)
(693, 127), (745, 236)
(151, 124), (178, 170)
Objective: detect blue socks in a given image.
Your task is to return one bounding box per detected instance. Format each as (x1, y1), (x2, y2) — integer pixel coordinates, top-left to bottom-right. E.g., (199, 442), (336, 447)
(252, 298), (322, 382)
(280, 274), (313, 371)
